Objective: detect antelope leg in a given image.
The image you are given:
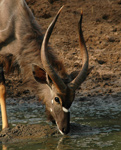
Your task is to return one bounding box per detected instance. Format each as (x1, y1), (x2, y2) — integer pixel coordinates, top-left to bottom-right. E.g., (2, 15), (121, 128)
(0, 64), (8, 130)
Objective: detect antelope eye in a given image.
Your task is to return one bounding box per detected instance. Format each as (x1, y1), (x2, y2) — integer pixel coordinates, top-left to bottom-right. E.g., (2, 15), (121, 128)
(55, 97), (60, 104)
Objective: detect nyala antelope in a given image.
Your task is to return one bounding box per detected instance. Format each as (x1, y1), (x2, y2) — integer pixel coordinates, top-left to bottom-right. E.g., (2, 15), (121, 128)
(0, 0), (89, 135)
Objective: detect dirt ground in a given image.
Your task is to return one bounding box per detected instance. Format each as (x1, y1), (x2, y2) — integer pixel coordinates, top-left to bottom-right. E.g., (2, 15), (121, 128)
(26, 0), (121, 97)
(0, 0), (121, 143)
(5, 0), (121, 98)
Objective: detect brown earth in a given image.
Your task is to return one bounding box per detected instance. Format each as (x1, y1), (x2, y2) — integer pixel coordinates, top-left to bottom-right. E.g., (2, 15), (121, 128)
(26, 0), (121, 97)
(5, 0), (121, 98)
(0, 0), (121, 143)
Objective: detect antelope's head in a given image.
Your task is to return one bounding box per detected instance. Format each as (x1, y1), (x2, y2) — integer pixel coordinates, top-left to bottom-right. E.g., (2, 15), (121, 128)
(32, 7), (89, 135)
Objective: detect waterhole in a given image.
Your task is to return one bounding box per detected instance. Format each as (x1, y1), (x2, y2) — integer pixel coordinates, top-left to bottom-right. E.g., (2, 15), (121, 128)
(0, 95), (121, 150)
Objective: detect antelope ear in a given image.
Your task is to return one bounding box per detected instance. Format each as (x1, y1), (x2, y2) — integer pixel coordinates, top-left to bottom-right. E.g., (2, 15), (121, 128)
(46, 75), (53, 86)
(32, 64), (47, 83)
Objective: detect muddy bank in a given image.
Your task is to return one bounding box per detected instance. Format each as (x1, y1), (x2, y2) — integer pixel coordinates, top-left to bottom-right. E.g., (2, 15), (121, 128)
(0, 124), (57, 143)
(0, 123), (99, 143)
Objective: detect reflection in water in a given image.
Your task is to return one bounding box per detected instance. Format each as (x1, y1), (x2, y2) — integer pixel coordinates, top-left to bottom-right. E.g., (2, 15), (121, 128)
(56, 137), (65, 150)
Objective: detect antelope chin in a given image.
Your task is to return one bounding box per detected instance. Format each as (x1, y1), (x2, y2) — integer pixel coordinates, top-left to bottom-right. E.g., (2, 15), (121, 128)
(58, 128), (64, 135)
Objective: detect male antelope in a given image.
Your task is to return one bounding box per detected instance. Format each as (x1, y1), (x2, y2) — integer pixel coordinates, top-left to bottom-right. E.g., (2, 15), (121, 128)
(0, 0), (89, 135)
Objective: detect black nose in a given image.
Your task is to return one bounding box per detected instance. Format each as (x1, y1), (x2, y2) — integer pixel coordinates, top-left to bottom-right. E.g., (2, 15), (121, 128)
(62, 127), (70, 135)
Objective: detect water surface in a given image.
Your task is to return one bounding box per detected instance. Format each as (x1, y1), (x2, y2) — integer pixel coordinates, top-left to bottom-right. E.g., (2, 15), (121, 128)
(1, 96), (121, 150)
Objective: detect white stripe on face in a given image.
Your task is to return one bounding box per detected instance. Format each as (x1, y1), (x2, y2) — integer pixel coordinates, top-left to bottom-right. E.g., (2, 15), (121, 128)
(56, 122), (64, 135)
(62, 107), (69, 113)
(50, 108), (53, 112)
(58, 128), (64, 135)
(51, 99), (54, 104)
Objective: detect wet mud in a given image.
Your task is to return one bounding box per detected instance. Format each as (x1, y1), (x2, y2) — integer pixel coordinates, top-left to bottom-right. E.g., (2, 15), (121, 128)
(0, 124), (57, 143)
(0, 123), (99, 143)
(0, 0), (121, 143)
